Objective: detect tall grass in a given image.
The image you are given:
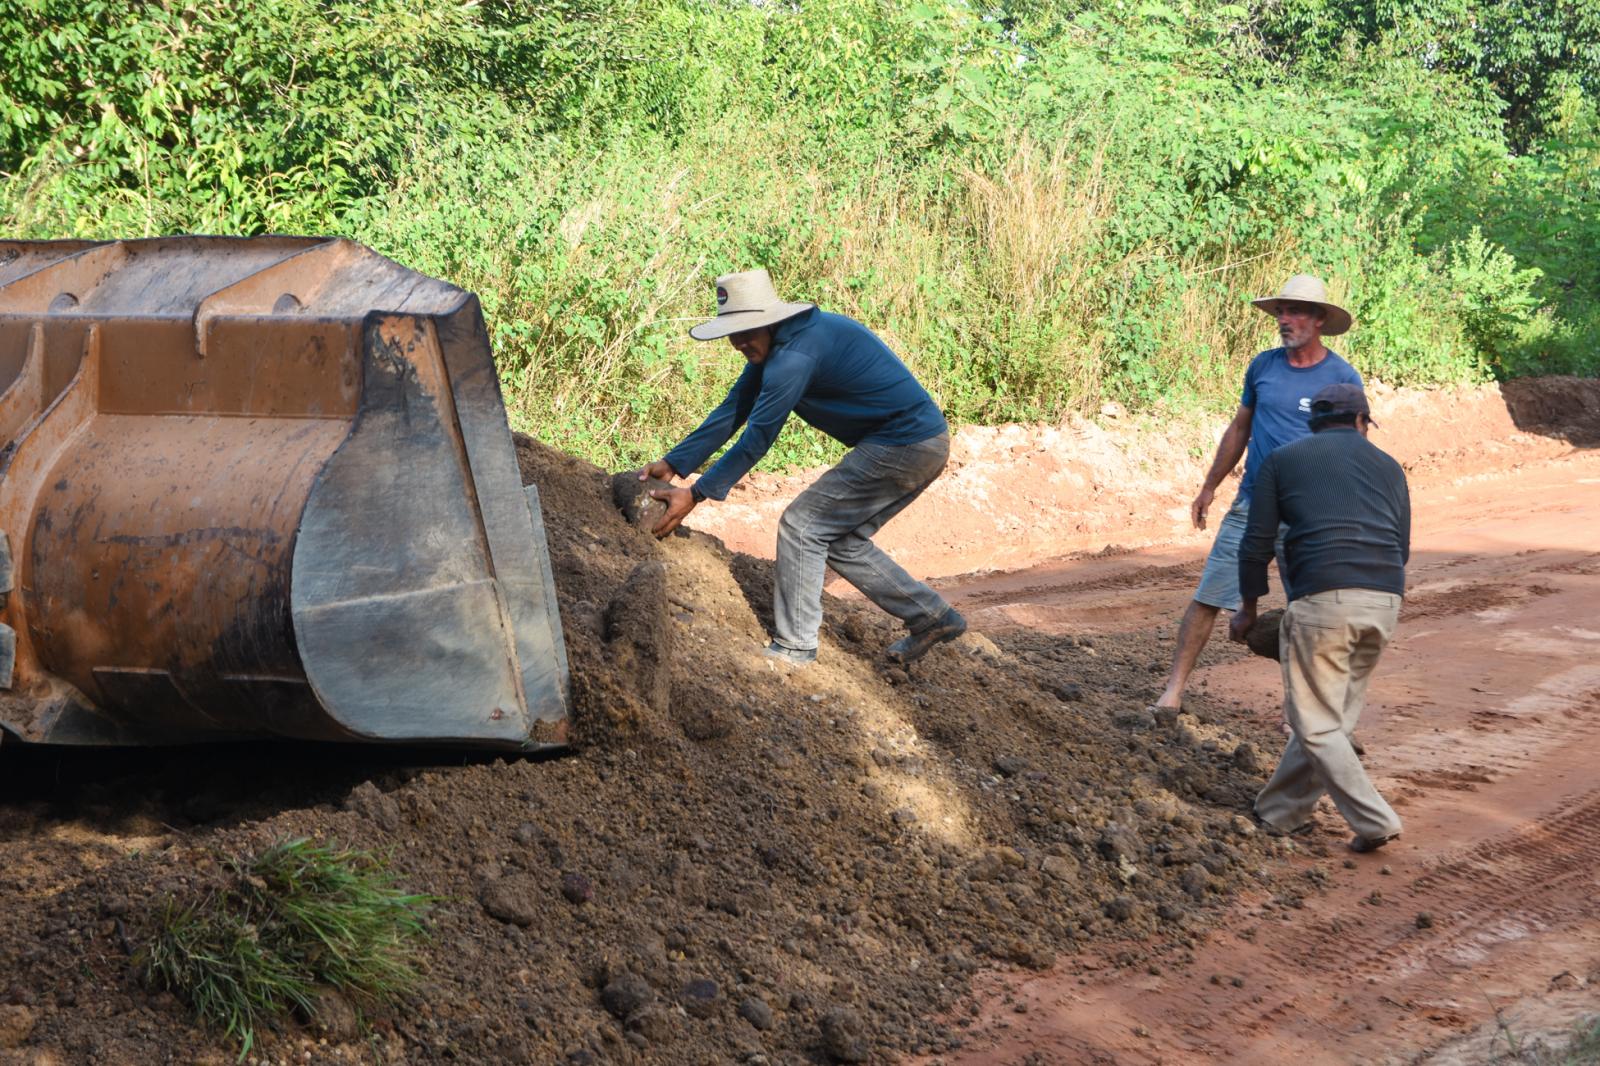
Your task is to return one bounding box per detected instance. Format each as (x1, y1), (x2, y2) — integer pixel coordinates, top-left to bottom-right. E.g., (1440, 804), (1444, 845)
(5, 0), (1588, 472)
(350, 128), (1412, 471)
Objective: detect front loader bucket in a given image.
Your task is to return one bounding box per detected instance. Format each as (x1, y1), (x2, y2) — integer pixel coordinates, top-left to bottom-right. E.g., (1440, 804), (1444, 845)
(0, 237), (569, 748)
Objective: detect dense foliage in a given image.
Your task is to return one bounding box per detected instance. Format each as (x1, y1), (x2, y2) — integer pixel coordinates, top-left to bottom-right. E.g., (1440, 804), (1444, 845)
(3, 0), (1596, 467)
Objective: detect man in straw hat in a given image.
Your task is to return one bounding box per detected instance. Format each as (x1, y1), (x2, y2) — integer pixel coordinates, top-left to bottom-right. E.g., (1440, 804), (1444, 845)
(1153, 274), (1362, 716)
(1228, 382), (1409, 853)
(639, 269), (966, 666)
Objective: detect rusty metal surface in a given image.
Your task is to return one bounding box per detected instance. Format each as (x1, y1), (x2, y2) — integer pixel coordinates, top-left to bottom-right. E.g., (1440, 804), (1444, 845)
(0, 237), (569, 748)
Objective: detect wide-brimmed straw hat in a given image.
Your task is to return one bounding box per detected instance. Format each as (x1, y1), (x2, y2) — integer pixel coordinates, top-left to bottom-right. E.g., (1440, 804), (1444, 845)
(1251, 274), (1352, 337)
(688, 269), (815, 341)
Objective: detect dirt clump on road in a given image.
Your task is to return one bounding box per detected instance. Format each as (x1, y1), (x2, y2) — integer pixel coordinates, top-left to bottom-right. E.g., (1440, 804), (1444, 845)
(0, 435), (1289, 1065)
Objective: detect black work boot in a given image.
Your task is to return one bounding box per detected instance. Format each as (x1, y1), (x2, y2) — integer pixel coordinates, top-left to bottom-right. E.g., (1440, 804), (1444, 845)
(886, 608), (967, 665)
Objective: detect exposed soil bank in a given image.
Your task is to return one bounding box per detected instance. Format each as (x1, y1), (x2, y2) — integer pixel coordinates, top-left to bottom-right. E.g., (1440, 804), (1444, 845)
(693, 377), (1600, 578)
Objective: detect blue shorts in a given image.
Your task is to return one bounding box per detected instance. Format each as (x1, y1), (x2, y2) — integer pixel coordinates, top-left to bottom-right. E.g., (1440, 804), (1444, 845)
(1194, 494), (1287, 611)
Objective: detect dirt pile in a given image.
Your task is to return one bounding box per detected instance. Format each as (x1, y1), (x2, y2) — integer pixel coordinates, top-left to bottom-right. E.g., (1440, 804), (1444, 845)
(1500, 375), (1600, 446)
(0, 436), (1294, 1066)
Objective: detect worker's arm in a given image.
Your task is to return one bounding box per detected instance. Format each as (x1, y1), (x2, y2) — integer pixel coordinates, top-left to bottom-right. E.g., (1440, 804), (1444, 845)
(1398, 468), (1412, 567)
(650, 365), (763, 483)
(1193, 403), (1253, 529)
(1230, 455), (1280, 643)
(651, 352), (814, 537)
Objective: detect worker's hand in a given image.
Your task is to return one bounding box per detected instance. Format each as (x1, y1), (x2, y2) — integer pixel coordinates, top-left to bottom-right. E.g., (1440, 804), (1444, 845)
(1228, 605), (1256, 644)
(1191, 484), (1216, 530)
(650, 486), (697, 538)
(639, 459), (676, 483)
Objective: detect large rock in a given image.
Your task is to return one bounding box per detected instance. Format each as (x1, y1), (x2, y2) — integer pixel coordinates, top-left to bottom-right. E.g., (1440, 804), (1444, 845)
(610, 472), (672, 531)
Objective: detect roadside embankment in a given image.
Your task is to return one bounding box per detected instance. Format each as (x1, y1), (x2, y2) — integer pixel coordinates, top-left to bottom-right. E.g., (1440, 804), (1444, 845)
(693, 377), (1600, 578)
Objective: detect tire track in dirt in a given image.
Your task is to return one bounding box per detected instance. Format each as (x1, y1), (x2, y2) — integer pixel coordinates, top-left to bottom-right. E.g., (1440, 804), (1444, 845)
(956, 561), (1205, 608)
(923, 448), (1600, 1066)
(1258, 783), (1600, 988)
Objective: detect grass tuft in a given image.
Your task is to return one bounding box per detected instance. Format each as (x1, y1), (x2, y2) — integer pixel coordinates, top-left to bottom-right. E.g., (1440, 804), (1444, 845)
(138, 837), (431, 1055)
(1491, 1010), (1600, 1064)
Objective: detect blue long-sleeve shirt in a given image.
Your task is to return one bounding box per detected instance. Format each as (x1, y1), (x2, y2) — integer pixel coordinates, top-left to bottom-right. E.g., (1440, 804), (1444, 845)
(663, 308), (947, 500)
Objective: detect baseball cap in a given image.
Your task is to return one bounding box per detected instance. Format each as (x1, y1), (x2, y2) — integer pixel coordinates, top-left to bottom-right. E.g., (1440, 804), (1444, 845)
(1309, 382), (1377, 427)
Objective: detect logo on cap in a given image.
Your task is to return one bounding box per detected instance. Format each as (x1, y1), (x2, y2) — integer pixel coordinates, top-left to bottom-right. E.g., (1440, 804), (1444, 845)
(716, 286), (728, 307)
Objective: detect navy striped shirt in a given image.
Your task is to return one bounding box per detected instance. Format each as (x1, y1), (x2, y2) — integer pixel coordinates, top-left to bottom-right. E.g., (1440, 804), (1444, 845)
(1239, 427), (1410, 602)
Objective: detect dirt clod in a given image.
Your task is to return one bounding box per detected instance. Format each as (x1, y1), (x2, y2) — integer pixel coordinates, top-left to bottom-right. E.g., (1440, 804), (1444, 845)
(1114, 708), (1156, 731)
(1246, 609), (1284, 660)
(626, 1005), (679, 1044)
(308, 989), (360, 1042)
(559, 871), (594, 905)
(0, 1006), (36, 1049)
(737, 996), (774, 1030)
(1041, 855), (1080, 884)
(343, 780), (401, 832)
(602, 974), (654, 1020)
(1179, 863), (1212, 900)
(680, 978), (719, 1018)
(993, 755), (1029, 777)
(1103, 896), (1139, 922)
(610, 472), (672, 531)
(1097, 824), (1142, 863)
(480, 876), (540, 927)
(820, 1007), (871, 1063)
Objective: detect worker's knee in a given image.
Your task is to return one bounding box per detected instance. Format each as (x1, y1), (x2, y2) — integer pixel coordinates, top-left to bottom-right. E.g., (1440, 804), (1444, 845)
(1295, 726), (1348, 754)
(778, 499), (830, 548)
(827, 534), (870, 563)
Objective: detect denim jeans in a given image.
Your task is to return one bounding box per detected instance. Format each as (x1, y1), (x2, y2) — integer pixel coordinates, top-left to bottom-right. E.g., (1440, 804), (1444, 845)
(773, 433), (952, 652)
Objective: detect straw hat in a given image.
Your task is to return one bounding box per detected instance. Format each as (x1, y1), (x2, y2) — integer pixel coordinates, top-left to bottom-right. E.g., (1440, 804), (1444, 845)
(688, 269), (815, 341)
(1251, 274), (1352, 337)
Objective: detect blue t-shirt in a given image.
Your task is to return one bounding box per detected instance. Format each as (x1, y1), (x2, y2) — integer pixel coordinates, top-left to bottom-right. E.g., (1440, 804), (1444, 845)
(1237, 347), (1361, 499)
(664, 308), (947, 500)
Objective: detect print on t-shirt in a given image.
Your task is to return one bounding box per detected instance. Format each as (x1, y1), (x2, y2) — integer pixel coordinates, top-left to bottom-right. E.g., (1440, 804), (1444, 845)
(1236, 346), (1362, 500)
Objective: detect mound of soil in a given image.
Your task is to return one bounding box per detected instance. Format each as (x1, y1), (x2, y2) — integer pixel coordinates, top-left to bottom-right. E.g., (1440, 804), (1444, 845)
(0, 436), (1293, 1066)
(1500, 375), (1600, 446)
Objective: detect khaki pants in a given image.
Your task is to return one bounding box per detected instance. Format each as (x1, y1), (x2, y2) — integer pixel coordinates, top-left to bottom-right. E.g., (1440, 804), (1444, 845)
(1255, 588), (1403, 841)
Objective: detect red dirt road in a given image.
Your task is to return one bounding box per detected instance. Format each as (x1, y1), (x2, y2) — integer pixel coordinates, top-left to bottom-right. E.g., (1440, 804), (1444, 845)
(929, 446), (1600, 1064)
